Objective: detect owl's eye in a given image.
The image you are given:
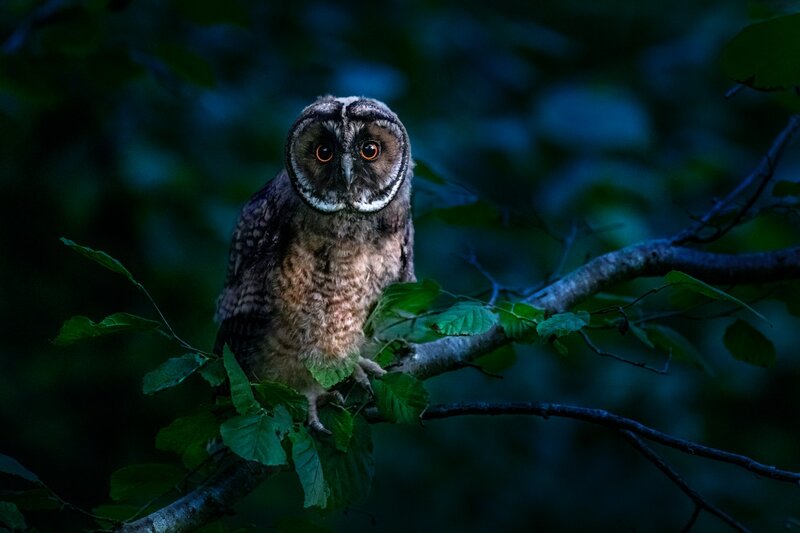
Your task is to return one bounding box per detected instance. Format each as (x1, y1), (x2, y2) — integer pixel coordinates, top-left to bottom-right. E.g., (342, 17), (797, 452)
(359, 141), (380, 161)
(315, 143), (334, 163)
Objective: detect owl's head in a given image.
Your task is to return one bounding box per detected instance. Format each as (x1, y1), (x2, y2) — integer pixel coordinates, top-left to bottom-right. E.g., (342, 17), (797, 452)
(285, 95), (412, 214)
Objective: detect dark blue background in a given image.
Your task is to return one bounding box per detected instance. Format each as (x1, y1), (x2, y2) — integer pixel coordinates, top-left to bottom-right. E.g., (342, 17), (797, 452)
(1, 1), (799, 531)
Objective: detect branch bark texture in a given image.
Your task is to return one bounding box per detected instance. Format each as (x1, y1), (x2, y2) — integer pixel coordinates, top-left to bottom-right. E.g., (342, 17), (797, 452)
(116, 461), (274, 533)
(399, 241), (800, 379)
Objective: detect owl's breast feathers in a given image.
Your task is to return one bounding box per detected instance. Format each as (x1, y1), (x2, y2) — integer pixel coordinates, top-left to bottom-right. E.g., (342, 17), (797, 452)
(215, 171), (414, 387)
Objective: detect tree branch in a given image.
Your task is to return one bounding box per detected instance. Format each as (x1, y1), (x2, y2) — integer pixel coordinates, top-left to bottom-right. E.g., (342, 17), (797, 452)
(116, 460), (277, 533)
(399, 241), (800, 379)
(673, 114), (800, 245)
(120, 238), (800, 532)
(527, 240), (800, 313)
(621, 431), (750, 533)
(419, 402), (800, 484)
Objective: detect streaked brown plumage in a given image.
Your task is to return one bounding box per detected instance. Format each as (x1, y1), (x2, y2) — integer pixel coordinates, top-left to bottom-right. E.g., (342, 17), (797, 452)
(215, 96), (414, 431)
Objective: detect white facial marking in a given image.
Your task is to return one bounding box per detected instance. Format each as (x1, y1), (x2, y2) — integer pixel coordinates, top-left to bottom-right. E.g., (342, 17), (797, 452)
(336, 96), (361, 118)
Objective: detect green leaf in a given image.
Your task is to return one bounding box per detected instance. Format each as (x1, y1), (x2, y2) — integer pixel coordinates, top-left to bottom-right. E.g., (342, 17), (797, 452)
(377, 279), (441, 315)
(253, 381), (309, 421)
(372, 314), (442, 344)
(665, 271), (768, 323)
(170, 0), (249, 26)
(372, 339), (408, 368)
(319, 408), (354, 452)
(536, 311), (590, 339)
(431, 301), (498, 336)
(198, 358), (227, 387)
(220, 406), (292, 466)
(0, 502), (25, 531)
(224, 351), (258, 415)
(289, 426), (329, 508)
(644, 324), (713, 374)
(109, 463), (185, 504)
(317, 416), (374, 510)
(773, 180), (800, 197)
(157, 44), (215, 87)
(553, 339), (569, 356)
(474, 344), (517, 374)
(497, 301), (544, 340)
(156, 411), (219, 468)
(628, 322), (655, 349)
(373, 372), (429, 424)
(723, 320), (776, 368)
(0, 454), (40, 484)
(60, 237), (139, 286)
(721, 13), (800, 90)
(305, 353), (359, 388)
(142, 353), (206, 395)
(53, 312), (161, 346)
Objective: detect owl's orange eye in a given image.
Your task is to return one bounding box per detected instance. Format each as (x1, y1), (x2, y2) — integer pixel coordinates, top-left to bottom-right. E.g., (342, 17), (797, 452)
(315, 143), (334, 163)
(360, 141), (380, 161)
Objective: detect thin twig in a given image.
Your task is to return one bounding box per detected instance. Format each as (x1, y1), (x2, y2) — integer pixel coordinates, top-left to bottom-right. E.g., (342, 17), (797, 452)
(673, 114), (800, 244)
(591, 285), (670, 315)
(579, 330), (670, 374)
(548, 221), (579, 283)
(621, 430), (750, 533)
(138, 285), (214, 357)
(725, 84), (744, 99)
(462, 251), (503, 305)
(683, 505), (702, 533)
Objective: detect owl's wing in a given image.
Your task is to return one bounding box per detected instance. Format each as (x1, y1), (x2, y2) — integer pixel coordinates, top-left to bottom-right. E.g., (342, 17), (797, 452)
(214, 174), (290, 359)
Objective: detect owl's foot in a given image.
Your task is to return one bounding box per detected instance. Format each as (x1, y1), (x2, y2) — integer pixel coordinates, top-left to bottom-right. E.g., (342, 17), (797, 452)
(352, 357), (387, 395)
(305, 390), (345, 435)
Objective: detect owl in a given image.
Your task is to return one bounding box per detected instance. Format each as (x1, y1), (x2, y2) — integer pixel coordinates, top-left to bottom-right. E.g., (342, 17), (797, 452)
(215, 96), (415, 433)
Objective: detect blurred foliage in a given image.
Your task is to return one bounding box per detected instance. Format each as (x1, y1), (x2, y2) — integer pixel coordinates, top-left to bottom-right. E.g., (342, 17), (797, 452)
(2, 0), (800, 531)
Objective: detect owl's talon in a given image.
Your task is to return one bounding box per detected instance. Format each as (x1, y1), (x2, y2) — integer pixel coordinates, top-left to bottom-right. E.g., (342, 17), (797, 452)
(324, 390), (345, 406)
(309, 417), (332, 435)
(305, 391), (332, 435)
(358, 356), (387, 377)
(352, 364), (373, 395)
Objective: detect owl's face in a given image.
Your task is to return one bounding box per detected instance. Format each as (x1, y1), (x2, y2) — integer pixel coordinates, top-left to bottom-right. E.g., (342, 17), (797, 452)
(285, 96), (411, 214)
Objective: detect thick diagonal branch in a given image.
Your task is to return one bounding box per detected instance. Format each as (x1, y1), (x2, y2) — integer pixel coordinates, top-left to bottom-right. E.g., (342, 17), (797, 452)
(116, 461), (275, 533)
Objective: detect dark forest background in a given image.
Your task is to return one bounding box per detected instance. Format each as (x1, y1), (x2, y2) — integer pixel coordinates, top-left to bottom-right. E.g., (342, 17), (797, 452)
(1, 0), (799, 531)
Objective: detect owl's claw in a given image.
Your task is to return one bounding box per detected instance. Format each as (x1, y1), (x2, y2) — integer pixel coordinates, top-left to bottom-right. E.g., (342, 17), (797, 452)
(305, 390), (344, 435)
(358, 356), (387, 377)
(352, 357), (387, 396)
(352, 364), (373, 395)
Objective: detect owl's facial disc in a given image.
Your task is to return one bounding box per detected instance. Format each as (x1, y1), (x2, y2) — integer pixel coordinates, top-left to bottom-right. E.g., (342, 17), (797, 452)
(286, 96), (411, 214)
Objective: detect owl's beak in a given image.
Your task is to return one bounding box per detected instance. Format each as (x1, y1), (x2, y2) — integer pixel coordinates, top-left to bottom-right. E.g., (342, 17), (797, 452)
(341, 154), (354, 188)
